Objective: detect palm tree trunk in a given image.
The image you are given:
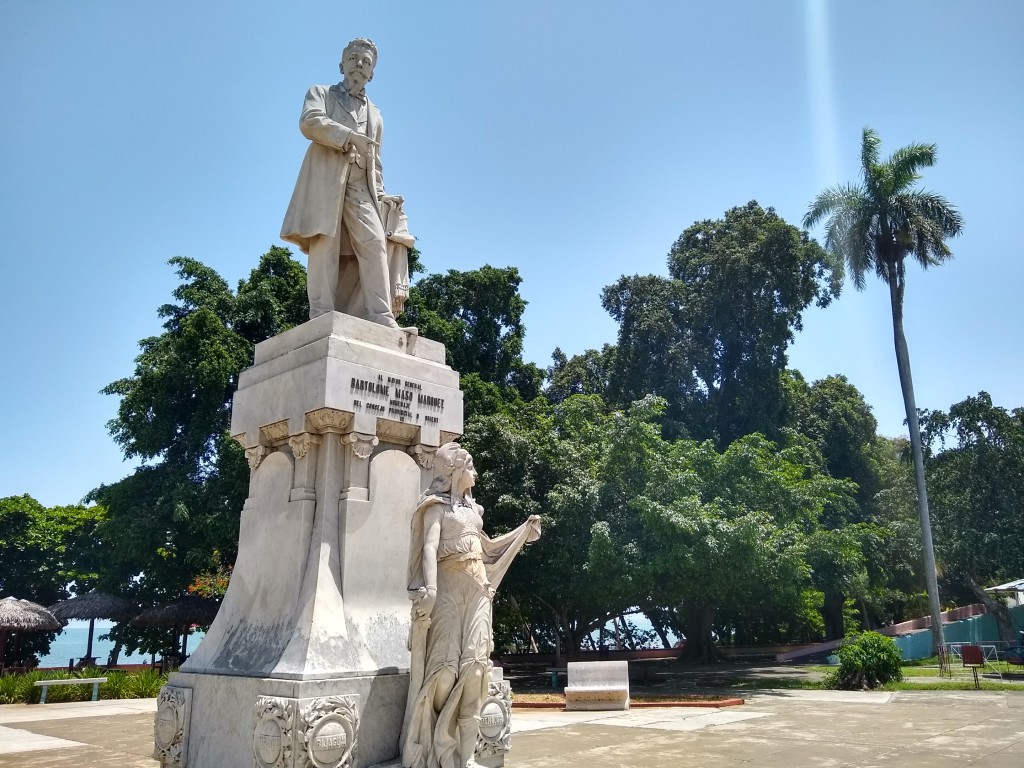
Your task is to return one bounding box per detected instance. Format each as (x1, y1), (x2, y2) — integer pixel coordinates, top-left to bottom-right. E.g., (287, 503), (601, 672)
(887, 268), (944, 654)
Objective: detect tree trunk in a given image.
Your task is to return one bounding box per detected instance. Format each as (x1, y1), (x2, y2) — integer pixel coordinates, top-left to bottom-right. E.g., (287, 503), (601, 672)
(679, 604), (722, 663)
(653, 624), (672, 650)
(563, 609), (581, 662)
(107, 640), (122, 668)
(619, 615), (637, 650)
(822, 591), (846, 641)
(887, 266), (944, 654)
(643, 606), (676, 650)
(860, 599), (872, 631)
(507, 595), (538, 653)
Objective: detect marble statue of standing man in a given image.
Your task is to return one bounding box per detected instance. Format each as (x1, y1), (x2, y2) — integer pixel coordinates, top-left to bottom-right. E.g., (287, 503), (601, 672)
(281, 38), (414, 327)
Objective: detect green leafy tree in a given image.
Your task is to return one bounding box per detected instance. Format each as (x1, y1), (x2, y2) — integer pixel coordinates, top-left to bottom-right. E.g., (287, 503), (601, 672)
(785, 372), (889, 637)
(786, 373), (881, 510)
(860, 437), (928, 626)
(400, 265), (544, 412)
(923, 393), (1024, 642)
(0, 495), (106, 663)
(544, 345), (615, 404)
(463, 395), (660, 662)
(804, 128), (964, 652)
(603, 202), (839, 446)
(90, 248), (307, 654)
(637, 434), (856, 661)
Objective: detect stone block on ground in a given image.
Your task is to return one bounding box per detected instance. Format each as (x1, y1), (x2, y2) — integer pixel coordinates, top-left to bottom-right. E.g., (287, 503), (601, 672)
(564, 660), (630, 711)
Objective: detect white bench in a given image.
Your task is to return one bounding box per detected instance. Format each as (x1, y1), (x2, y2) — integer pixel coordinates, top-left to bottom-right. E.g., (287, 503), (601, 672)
(34, 676), (106, 703)
(564, 660), (629, 711)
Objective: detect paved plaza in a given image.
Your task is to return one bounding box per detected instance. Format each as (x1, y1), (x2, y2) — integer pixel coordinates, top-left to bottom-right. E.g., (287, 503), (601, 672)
(0, 689), (1022, 767)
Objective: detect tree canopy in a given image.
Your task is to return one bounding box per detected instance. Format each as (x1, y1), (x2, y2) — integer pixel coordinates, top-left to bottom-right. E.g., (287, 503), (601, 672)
(603, 201), (840, 447)
(0, 495), (105, 664)
(923, 393), (1024, 641)
(19, 182), (1006, 668)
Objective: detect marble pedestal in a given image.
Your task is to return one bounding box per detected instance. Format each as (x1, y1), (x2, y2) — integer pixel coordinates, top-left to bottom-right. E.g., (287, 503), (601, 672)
(155, 313), (463, 768)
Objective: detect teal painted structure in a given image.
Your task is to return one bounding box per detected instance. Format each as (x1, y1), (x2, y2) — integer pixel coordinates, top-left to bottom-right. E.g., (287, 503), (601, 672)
(892, 604), (1024, 659)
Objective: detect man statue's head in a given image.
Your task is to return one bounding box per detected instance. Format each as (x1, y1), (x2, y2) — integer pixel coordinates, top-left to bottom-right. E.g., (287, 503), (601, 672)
(340, 38), (378, 92)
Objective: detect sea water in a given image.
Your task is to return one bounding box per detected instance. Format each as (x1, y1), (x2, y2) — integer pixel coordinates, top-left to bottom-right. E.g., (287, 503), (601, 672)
(38, 620), (205, 668)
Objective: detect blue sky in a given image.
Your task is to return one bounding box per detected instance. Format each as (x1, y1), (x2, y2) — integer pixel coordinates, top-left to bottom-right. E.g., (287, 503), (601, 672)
(2, 1), (1021, 507)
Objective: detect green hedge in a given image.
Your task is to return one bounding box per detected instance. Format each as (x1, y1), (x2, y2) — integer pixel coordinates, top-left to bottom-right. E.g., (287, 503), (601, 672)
(0, 668), (168, 704)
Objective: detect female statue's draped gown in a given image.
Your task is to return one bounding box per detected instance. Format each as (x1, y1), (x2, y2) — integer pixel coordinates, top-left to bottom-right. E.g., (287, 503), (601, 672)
(402, 493), (540, 768)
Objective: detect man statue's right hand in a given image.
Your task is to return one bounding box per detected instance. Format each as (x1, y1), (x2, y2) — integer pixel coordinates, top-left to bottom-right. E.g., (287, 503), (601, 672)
(347, 133), (378, 155)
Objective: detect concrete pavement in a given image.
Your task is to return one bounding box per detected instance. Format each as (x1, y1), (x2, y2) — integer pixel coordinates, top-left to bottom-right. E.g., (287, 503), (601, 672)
(0, 689), (1022, 767)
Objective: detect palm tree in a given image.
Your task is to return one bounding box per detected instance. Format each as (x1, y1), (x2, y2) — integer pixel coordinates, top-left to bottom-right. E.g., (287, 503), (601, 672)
(804, 128), (963, 653)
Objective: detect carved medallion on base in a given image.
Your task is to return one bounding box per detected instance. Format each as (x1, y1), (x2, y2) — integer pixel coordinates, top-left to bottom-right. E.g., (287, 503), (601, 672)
(475, 676), (511, 768)
(253, 696), (296, 768)
(252, 694), (359, 768)
(299, 696), (360, 768)
(153, 685), (192, 767)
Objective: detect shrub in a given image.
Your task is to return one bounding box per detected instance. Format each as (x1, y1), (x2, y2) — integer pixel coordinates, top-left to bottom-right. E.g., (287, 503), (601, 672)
(825, 631), (904, 690)
(0, 671), (41, 704)
(100, 670), (132, 700)
(125, 669), (167, 698)
(0, 668), (169, 703)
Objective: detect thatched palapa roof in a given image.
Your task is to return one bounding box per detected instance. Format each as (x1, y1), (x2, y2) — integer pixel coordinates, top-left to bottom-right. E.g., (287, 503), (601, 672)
(130, 595), (220, 628)
(48, 591), (139, 622)
(0, 596), (64, 631)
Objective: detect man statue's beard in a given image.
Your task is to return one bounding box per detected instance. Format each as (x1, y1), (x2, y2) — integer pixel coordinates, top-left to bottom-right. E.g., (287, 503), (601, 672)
(344, 72), (370, 94)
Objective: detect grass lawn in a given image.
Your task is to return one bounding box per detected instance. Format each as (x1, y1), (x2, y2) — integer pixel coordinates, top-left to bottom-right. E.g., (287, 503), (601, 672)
(723, 662), (1024, 693)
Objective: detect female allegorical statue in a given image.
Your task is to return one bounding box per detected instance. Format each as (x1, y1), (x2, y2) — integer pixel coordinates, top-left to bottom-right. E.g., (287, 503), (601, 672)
(401, 443), (541, 768)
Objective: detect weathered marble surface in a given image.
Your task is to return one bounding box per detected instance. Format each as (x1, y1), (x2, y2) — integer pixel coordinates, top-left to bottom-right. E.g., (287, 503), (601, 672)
(231, 311), (462, 454)
(159, 311), (464, 768)
(168, 671), (405, 768)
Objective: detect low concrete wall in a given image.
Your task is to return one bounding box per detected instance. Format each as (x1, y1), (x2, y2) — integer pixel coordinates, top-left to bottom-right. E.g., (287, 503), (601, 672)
(498, 648), (681, 665)
(892, 603), (1024, 660)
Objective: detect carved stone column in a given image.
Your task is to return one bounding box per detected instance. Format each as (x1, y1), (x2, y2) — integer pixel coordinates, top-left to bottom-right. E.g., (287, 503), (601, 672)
(340, 432), (378, 501)
(288, 432), (321, 503)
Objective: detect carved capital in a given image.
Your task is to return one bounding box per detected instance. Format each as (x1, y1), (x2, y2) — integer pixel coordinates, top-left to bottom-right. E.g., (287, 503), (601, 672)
(408, 444), (438, 469)
(343, 432), (378, 461)
(253, 696), (295, 768)
(232, 433), (247, 449)
(306, 408), (353, 434)
(153, 685), (190, 766)
(260, 419), (290, 445)
(298, 695), (359, 768)
(245, 445), (267, 470)
(376, 419), (420, 445)
(288, 432), (321, 460)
